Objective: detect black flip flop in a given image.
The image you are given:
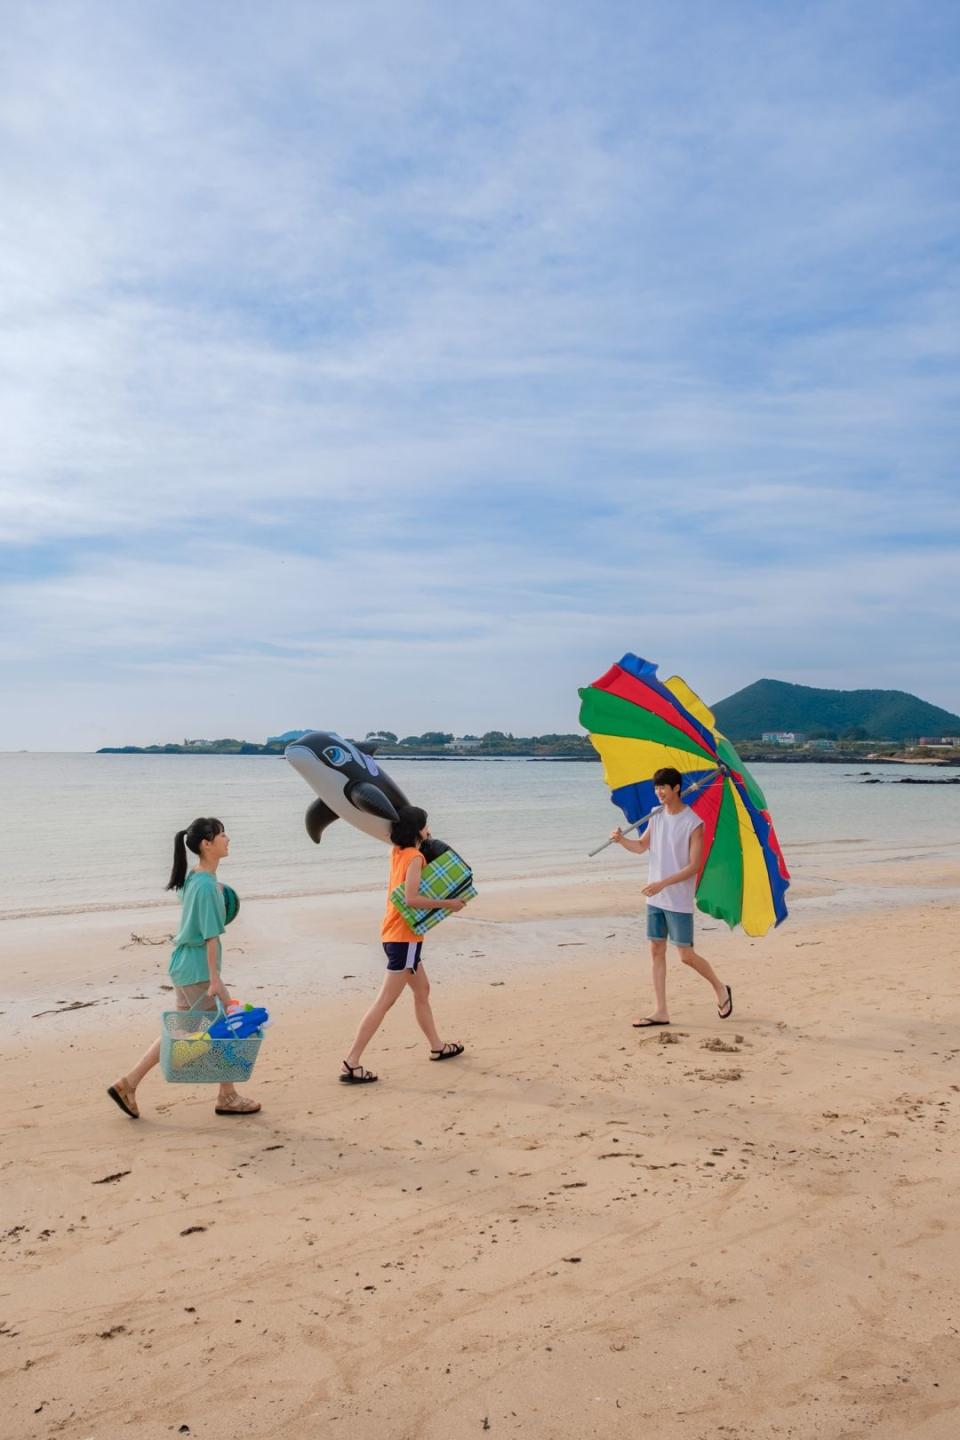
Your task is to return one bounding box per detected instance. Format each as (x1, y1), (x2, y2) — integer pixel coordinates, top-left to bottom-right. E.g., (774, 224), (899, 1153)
(718, 985), (733, 1019)
(340, 1062), (378, 1084)
(632, 1018), (670, 1028)
(430, 1042), (465, 1061)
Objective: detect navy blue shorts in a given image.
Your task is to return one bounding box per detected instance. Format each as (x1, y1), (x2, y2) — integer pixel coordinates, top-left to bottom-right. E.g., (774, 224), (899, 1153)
(646, 906), (694, 947)
(383, 941), (423, 972)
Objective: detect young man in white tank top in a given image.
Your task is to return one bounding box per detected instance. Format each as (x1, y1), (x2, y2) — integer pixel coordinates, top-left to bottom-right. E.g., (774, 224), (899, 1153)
(610, 766), (733, 1027)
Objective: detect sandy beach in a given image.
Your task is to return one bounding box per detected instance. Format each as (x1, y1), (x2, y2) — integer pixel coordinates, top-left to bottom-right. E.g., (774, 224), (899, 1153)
(5, 0), (960, 1432)
(3, 861), (959, 1440)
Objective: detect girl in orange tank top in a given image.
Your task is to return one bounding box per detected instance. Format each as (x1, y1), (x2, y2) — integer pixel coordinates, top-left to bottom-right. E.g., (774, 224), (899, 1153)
(339, 805), (467, 1085)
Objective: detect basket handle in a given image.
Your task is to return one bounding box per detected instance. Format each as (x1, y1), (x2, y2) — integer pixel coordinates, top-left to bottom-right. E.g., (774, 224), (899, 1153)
(183, 995), (227, 1017)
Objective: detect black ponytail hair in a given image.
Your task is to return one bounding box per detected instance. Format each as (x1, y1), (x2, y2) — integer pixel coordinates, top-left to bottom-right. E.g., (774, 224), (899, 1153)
(166, 817), (225, 890)
(389, 805), (428, 850)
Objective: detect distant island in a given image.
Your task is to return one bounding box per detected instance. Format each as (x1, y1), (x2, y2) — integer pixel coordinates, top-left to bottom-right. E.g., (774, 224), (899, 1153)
(97, 730), (599, 759)
(98, 677), (960, 766)
(713, 678), (960, 745)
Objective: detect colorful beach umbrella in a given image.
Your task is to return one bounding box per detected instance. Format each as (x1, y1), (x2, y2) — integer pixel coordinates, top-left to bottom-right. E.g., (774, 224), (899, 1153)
(579, 653), (790, 936)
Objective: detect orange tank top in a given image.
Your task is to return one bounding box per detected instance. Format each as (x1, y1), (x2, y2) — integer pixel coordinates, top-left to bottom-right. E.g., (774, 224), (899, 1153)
(381, 846), (423, 942)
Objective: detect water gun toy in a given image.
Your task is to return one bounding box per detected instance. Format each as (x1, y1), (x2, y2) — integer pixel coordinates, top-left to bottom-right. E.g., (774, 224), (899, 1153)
(209, 1002), (270, 1040)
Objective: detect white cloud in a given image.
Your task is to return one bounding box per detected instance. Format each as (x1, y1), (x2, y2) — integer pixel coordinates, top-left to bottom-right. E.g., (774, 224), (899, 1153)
(1, 1), (958, 745)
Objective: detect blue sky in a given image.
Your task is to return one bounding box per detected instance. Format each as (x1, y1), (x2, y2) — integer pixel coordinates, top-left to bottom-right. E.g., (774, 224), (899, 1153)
(2, 1), (958, 747)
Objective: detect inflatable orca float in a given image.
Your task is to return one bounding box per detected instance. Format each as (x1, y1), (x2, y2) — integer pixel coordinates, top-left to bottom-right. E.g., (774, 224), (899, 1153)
(285, 731), (447, 859)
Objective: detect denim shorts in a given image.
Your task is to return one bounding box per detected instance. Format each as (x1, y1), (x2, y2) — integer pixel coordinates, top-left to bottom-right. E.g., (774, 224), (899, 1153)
(646, 905), (694, 947)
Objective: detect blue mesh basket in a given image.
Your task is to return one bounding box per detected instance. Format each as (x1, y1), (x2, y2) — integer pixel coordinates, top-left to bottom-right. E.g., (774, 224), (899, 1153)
(160, 1001), (264, 1084)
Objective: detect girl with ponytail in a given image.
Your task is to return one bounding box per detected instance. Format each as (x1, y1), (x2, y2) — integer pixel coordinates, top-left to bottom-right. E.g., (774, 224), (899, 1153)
(107, 818), (261, 1120)
(339, 804), (466, 1085)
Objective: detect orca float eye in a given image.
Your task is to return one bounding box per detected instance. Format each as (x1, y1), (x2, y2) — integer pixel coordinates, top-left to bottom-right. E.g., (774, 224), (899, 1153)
(323, 745), (349, 767)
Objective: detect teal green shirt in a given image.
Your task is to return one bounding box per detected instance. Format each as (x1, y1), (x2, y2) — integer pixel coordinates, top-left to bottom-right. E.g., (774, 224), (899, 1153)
(169, 871), (226, 986)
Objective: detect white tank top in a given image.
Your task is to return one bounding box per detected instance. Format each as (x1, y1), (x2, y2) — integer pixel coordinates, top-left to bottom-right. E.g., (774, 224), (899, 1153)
(646, 806), (703, 913)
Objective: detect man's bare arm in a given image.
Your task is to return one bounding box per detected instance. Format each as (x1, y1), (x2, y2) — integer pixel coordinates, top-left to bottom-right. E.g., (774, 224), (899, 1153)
(610, 826), (651, 855)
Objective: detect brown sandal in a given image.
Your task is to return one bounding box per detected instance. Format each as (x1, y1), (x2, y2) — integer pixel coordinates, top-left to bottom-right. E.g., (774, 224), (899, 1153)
(215, 1094), (261, 1115)
(107, 1080), (140, 1119)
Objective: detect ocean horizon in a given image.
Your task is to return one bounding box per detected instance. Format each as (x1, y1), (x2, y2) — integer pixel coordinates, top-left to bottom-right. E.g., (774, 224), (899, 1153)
(4, 753), (958, 923)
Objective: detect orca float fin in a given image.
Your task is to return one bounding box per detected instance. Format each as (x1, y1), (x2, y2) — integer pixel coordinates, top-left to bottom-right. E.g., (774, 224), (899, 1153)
(305, 798), (340, 844)
(355, 740), (379, 756)
(347, 781), (400, 823)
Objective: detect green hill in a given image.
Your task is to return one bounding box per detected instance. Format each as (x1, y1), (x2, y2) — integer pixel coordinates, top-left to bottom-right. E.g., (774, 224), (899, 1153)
(712, 679), (960, 742)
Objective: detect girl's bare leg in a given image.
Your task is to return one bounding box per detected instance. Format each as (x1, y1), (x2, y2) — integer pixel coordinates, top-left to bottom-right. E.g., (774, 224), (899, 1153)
(117, 1038), (162, 1093)
(405, 965), (445, 1050)
(345, 971), (409, 1067)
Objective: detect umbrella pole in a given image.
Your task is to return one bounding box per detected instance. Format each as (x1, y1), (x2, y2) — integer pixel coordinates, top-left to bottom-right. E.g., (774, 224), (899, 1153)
(587, 771), (718, 858)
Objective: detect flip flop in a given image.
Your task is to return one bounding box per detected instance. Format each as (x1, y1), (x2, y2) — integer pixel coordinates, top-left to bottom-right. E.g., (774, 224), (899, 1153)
(106, 1081), (139, 1119)
(632, 1018), (670, 1028)
(718, 985), (733, 1020)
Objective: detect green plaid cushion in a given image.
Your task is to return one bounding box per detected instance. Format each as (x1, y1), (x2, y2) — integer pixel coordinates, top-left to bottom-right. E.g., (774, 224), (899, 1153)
(390, 847), (477, 935)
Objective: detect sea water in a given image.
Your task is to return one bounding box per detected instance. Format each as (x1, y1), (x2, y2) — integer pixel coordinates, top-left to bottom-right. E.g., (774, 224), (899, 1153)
(0, 754), (957, 922)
